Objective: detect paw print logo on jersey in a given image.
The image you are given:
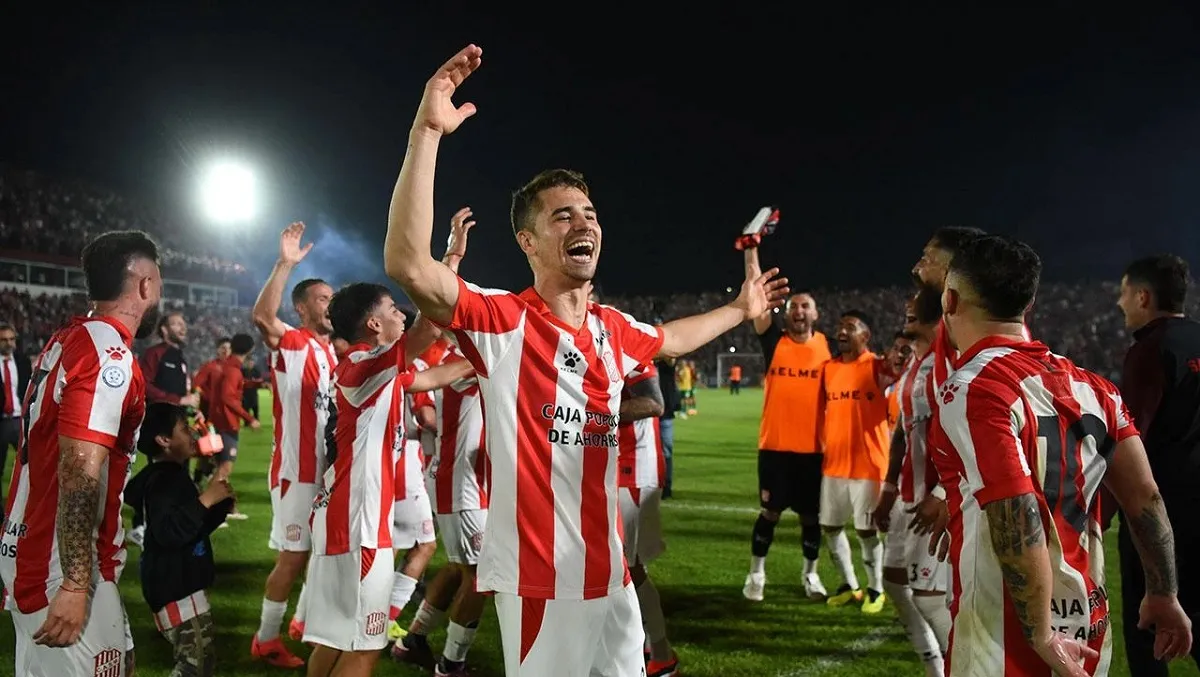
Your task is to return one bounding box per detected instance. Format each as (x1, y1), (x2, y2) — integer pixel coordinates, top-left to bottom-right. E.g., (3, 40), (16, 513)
(940, 382), (960, 405)
(921, 567), (932, 579)
(560, 350), (584, 375)
(105, 346), (127, 361)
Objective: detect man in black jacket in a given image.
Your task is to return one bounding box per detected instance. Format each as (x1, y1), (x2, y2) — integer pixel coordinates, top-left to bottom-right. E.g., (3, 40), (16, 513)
(1117, 254), (1200, 674)
(125, 403), (235, 677)
(0, 322), (30, 509)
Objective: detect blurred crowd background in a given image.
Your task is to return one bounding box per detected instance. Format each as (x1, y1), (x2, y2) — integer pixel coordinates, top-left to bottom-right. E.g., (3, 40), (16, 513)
(0, 167), (1154, 385)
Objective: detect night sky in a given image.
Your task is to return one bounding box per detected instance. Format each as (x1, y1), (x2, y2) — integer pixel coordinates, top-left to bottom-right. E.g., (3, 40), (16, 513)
(4, 4), (1200, 295)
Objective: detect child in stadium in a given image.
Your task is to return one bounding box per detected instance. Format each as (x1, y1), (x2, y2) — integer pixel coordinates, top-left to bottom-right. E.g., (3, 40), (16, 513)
(124, 403), (236, 677)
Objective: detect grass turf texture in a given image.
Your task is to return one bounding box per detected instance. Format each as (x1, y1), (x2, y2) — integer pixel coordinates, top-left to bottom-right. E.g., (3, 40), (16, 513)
(0, 389), (1196, 676)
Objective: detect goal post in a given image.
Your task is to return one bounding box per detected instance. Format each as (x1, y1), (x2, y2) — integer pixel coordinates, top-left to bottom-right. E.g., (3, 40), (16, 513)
(716, 352), (766, 388)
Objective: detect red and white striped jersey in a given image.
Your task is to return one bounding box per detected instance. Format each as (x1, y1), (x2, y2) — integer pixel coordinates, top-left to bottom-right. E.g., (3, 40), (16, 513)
(897, 350), (937, 503)
(312, 339), (414, 556)
(929, 336), (1134, 677)
(617, 364), (665, 490)
(426, 350), (489, 514)
(436, 279), (664, 600)
(0, 316), (146, 613)
(931, 320), (1032, 393)
(268, 325), (337, 490)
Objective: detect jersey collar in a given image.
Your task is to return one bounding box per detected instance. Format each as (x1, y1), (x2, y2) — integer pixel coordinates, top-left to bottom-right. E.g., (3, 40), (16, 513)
(955, 334), (1048, 369)
(518, 287), (595, 336)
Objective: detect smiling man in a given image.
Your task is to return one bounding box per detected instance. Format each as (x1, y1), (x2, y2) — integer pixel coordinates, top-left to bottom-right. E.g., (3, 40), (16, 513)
(383, 45), (788, 677)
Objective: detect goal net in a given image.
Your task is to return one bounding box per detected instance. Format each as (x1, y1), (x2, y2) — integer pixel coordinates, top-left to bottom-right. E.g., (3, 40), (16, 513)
(716, 352), (766, 388)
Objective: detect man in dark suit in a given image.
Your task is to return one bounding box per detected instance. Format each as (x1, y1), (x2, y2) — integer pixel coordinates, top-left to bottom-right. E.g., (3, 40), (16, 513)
(0, 322), (31, 508)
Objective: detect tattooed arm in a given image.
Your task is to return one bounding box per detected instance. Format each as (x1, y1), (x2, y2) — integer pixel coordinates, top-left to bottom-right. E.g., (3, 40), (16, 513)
(57, 437), (108, 590)
(620, 372), (665, 422)
(1103, 435), (1177, 595)
(984, 493), (1053, 643)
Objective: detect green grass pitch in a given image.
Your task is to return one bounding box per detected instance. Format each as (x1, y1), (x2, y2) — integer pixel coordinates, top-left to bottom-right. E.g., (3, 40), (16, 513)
(0, 389), (1195, 676)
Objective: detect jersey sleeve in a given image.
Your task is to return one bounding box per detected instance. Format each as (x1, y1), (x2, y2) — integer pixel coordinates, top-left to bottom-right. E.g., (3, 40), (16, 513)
(276, 326), (310, 357)
(337, 341), (407, 408)
(437, 277), (526, 378)
(937, 376), (1035, 507)
(58, 323), (136, 448)
(604, 308), (666, 377)
(1089, 372), (1139, 443)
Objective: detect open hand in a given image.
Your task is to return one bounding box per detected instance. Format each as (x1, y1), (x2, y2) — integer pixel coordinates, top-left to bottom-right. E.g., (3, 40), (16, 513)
(446, 207), (476, 258)
(734, 263), (789, 320)
(414, 45), (483, 137)
(1031, 631), (1099, 677)
(279, 222), (314, 266)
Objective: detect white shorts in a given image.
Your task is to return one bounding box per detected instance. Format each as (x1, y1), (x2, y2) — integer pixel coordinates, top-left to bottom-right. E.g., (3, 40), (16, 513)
(436, 510), (487, 565)
(618, 487), (665, 564)
(819, 476), (881, 532)
(392, 492), (436, 548)
(303, 547), (395, 652)
(268, 481), (319, 552)
(883, 500), (947, 593)
(12, 580), (134, 677)
(495, 583), (644, 677)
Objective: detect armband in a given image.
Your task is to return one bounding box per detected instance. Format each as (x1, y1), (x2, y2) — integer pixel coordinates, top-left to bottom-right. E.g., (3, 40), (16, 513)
(930, 485), (947, 500)
(881, 482), (898, 493)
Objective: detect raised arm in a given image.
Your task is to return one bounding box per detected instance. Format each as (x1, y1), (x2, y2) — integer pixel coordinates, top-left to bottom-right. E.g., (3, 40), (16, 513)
(621, 372), (665, 421)
(1103, 435), (1193, 660)
(252, 222), (312, 350)
(659, 263), (788, 358)
(384, 47), (483, 325)
(400, 205), (479, 363)
(743, 247), (774, 335)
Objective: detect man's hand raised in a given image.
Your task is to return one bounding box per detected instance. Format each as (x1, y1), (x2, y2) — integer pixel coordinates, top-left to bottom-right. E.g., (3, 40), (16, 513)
(446, 207), (476, 260)
(733, 263), (789, 321)
(279, 222), (314, 266)
(415, 45), (483, 137)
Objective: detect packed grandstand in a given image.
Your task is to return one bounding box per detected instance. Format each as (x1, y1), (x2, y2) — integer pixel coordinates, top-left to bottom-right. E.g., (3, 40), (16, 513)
(0, 167), (1152, 383)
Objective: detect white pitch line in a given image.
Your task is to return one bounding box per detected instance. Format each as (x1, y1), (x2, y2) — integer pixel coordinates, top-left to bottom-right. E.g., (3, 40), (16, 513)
(772, 625), (901, 677)
(658, 500), (759, 515)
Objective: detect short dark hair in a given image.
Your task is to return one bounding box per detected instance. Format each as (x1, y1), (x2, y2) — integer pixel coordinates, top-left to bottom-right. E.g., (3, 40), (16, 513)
(216, 336), (231, 346)
(841, 310), (872, 330)
(0, 322), (14, 334)
(137, 402), (189, 458)
(1124, 255), (1190, 314)
(893, 331), (907, 342)
(80, 230), (159, 302)
(328, 283), (391, 343)
(931, 227), (987, 257)
(229, 333), (254, 356)
(291, 278), (328, 307)
(949, 235), (1041, 320)
(510, 169), (590, 236)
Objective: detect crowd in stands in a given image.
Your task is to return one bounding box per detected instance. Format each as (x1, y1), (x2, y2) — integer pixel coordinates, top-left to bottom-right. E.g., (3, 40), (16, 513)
(0, 166), (1170, 388)
(0, 287), (257, 371)
(610, 278), (1142, 385)
(0, 279), (1153, 389)
(0, 168), (249, 286)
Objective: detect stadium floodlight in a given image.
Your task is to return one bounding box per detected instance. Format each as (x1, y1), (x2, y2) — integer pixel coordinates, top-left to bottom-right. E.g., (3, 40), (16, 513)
(199, 161), (257, 224)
